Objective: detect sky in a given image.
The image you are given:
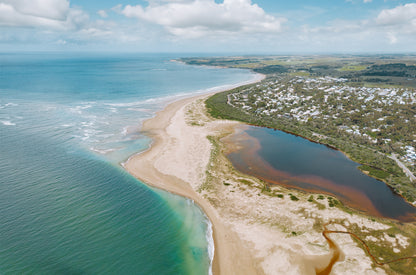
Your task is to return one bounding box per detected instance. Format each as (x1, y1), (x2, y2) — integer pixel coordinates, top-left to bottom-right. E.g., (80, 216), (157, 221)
(1, 0), (416, 53)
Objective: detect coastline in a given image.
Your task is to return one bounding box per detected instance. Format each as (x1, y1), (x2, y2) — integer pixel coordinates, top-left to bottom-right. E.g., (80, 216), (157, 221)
(124, 71), (415, 274)
(124, 74), (265, 275)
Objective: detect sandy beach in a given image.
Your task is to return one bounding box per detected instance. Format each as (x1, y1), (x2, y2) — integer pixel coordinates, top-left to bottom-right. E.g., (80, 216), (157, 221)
(125, 75), (266, 274)
(124, 93), (262, 274)
(125, 77), (415, 274)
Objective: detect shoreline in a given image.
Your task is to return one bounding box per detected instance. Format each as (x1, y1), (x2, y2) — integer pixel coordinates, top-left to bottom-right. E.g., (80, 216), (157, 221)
(123, 70), (415, 274)
(124, 73), (265, 275)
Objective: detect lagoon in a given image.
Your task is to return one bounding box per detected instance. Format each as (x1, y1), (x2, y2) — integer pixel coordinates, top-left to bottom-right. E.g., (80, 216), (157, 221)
(226, 126), (416, 222)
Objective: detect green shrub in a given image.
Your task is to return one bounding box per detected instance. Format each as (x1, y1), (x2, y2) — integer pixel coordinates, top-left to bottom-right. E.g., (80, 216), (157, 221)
(290, 195), (299, 201)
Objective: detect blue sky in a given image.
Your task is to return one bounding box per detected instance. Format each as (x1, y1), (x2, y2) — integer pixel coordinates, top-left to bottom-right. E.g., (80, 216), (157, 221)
(1, 0), (416, 53)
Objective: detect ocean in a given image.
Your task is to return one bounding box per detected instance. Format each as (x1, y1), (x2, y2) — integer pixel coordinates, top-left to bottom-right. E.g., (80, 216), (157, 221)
(0, 53), (256, 274)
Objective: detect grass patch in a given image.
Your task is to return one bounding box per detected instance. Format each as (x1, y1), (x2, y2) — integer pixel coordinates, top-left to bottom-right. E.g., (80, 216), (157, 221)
(347, 222), (416, 274)
(327, 197), (339, 207)
(290, 194), (299, 201)
(239, 179), (253, 186)
(289, 71), (310, 77)
(358, 165), (390, 180)
(339, 65), (367, 71)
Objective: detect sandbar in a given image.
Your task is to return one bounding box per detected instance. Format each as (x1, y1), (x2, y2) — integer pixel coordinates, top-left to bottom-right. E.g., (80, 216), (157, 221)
(125, 75), (265, 274)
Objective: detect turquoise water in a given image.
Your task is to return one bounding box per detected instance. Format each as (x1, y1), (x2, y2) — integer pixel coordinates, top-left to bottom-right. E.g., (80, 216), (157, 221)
(227, 126), (416, 222)
(0, 53), (255, 274)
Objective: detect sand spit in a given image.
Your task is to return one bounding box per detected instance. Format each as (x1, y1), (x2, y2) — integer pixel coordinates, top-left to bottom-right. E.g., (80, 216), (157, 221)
(125, 94), (260, 274)
(125, 87), (415, 274)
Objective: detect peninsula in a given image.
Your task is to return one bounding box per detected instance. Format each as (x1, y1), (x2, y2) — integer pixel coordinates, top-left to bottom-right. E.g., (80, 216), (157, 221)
(126, 55), (416, 275)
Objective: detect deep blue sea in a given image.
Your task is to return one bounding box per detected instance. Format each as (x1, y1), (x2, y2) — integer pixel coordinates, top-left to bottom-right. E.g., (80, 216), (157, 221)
(0, 53), (256, 274)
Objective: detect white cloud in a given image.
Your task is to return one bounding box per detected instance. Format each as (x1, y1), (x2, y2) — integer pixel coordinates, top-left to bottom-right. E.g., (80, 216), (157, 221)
(66, 8), (89, 30)
(0, 0), (90, 31)
(111, 4), (123, 13)
(345, 0), (372, 4)
(1, 0), (69, 20)
(0, 3), (63, 29)
(297, 3), (416, 48)
(97, 10), (108, 18)
(0, 0), (122, 48)
(387, 32), (397, 44)
(57, 39), (67, 45)
(0, 0), (415, 52)
(374, 3), (416, 42)
(122, 0), (286, 38)
(376, 3), (416, 26)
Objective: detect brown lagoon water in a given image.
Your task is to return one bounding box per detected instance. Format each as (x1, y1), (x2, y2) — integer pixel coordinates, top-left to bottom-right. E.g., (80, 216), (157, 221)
(225, 126), (416, 222)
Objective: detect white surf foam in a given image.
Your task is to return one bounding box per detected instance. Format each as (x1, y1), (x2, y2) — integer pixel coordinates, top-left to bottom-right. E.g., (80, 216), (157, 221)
(5, 103), (18, 107)
(0, 120), (16, 126)
(206, 218), (215, 275)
